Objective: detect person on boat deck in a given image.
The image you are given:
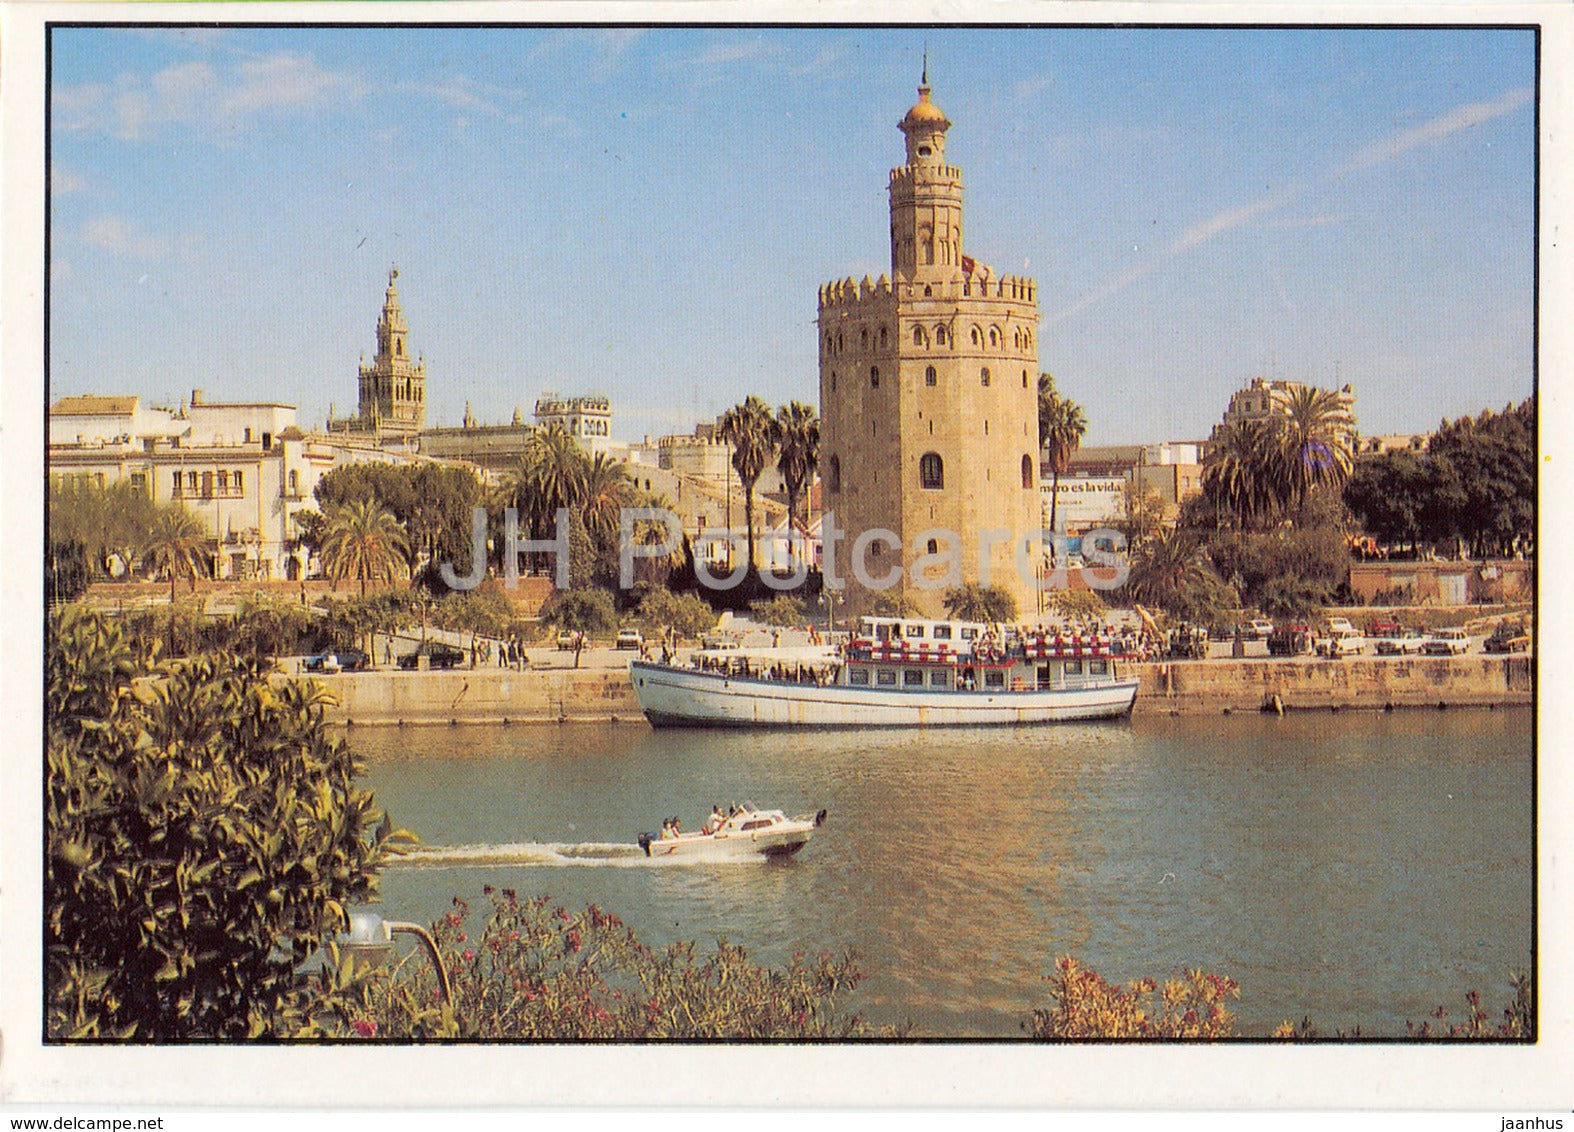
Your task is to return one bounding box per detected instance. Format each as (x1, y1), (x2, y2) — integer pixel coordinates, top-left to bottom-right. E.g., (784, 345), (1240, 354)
(704, 805), (725, 834)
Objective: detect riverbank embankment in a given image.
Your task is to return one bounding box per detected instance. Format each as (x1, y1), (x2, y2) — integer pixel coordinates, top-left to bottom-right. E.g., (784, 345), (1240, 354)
(291, 653), (1532, 726)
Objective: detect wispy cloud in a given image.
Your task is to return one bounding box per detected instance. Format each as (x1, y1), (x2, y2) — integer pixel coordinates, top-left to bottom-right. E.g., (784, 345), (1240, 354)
(1333, 86), (1533, 177)
(52, 166), (86, 194)
(690, 38), (780, 68)
(80, 215), (168, 259)
(1013, 74), (1055, 100)
(54, 50), (365, 140)
(1055, 85), (1530, 323)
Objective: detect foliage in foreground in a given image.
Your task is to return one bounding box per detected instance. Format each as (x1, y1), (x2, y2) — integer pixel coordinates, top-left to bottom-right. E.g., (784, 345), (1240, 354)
(315, 890), (891, 1040)
(1027, 956), (1240, 1040)
(46, 607), (410, 1040)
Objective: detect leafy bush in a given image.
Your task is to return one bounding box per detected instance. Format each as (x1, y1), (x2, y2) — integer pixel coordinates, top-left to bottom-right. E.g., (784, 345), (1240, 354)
(317, 890), (888, 1040)
(1046, 588), (1107, 623)
(636, 586), (718, 639)
(1027, 956), (1239, 1040)
(750, 595), (808, 627)
(538, 588), (618, 637)
(46, 608), (409, 1040)
(943, 583), (1019, 623)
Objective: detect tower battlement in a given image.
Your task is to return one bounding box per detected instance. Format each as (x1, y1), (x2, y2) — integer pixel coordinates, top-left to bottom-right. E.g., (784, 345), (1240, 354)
(818, 271), (1038, 311)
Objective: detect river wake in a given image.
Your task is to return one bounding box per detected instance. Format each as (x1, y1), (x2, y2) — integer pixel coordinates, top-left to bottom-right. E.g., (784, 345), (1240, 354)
(390, 841), (764, 868)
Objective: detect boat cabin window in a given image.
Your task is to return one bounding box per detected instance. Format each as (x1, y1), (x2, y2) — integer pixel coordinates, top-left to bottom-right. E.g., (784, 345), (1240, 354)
(903, 669), (924, 686)
(877, 669), (897, 686)
(904, 624), (926, 638)
(849, 668), (870, 686)
(933, 625), (953, 640)
(930, 669), (950, 687)
(960, 627), (979, 641)
(741, 820), (773, 831)
(1090, 658), (1108, 675)
(984, 671), (1006, 689)
(875, 623), (894, 641)
(1065, 659), (1083, 675)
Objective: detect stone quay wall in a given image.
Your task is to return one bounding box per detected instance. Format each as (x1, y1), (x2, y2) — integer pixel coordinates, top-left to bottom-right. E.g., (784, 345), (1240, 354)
(294, 654), (1533, 727)
(1127, 655), (1533, 716)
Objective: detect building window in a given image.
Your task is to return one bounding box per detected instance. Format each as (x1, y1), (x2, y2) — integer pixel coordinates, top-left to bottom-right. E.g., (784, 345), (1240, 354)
(920, 452), (944, 490)
(877, 669), (898, 686)
(879, 327), (888, 347)
(985, 671), (1006, 689)
(217, 470), (229, 491)
(187, 471), (198, 490)
(828, 455), (841, 493)
(980, 367), (991, 387)
(849, 668), (870, 686)
(970, 327), (980, 345)
(936, 326), (947, 346)
(913, 326), (925, 347)
(129, 473), (146, 492)
(931, 669), (950, 687)
(933, 625), (953, 640)
(924, 284), (933, 297)
(925, 365), (937, 386)
(244, 428), (253, 443)
(861, 328), (869, 350)
(830, 371), (837, 393)
(870, 366), (879, 388)
(926, 538), (939, 555)
(989, 328), (999, 347)
(201, 471), (213, 496)
(233, 470), (243, 494)
(289, 469), (299, 493)
(1022, 454), (1035, 489)
(904, 669), (925, 687)
(172, 472), (182, 494)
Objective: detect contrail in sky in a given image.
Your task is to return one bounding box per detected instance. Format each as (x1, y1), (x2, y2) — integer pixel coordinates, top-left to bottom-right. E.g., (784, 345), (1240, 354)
(1051, 86), (1532, 323)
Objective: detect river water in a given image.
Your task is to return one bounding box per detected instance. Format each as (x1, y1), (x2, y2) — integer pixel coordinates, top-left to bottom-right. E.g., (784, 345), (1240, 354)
(354, 708), (1533, 1038)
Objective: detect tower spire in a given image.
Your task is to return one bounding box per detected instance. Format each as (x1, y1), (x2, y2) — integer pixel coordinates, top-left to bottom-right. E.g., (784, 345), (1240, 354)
(922, 48), (928, 88)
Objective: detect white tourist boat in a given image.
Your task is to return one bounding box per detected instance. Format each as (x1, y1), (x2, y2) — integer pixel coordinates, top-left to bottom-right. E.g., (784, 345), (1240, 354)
(636, 803), (828, 860)
(630, 616), (1140, 728)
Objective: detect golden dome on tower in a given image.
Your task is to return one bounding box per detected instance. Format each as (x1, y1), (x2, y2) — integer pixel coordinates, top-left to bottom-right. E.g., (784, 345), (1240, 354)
(900, 85), (950, 131)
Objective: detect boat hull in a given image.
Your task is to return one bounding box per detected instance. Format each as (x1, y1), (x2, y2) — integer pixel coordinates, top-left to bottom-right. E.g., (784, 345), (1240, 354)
(639, 825), (816, 860)
(630, 661), (1139, 728)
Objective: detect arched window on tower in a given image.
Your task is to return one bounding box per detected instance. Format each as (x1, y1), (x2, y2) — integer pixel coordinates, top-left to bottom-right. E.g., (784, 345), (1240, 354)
(925, 365), (937, 387)
(1022, 370), (1030, 388)
(913, 326), (925, 347)
(870, 366), (880, 388)
(830, 371), (838, 393)
(880, 326), (888, 348)
(970, 327), (981, 346)
(989, 327), (999, 348)
(828, 456), (841, 493)
(861, 328), (869, 350)
(920, 453), (944, 490)
(936, 326), (948, 346)
(1022, 454), (1035, 489)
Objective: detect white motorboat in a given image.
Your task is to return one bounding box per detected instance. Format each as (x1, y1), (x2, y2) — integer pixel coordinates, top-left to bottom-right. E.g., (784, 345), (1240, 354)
(637, 803), (827, 860)
(631, 615), (1141, 728)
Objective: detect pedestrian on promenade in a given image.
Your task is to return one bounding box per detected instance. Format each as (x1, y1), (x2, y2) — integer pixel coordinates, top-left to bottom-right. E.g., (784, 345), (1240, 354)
(384, 640), (392, 667)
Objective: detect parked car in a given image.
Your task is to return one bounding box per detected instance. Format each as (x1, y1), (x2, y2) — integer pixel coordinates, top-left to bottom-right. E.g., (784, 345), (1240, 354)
(1483, 622), (1530, 654)
(557, 630), (580, 650)
(615, 628), (644, 651)
(1246, 618), (1274, 639)
(1375, 631), (1426, 656)
(1422, 628), (1471, 656)
(397, 642), (465, 670)
(1326, 616), (1356, 636)
(700, 631), (740, 651)
(1268, 624), (1316, 657)
(303, 648), (369, 673)
(1319, 628), (1365, 658)
(1366, 617), (1402, 639)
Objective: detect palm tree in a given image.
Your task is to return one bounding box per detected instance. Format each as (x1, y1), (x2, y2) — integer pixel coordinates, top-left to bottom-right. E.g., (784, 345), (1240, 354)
(1203, 418), (1278, 527)
(773, 401), (820, 570)
(1276, 384), (1355, 511)
(718, 395), (776, 571)
(142, 505), (211, 601)
(511, 425), (589, 536)
(943, 583), (1018, 624)
(1124, 528), (1235, 625)
(625, 489), (687, 587)
(1038, 375), (1087, 537)
(580, 452), (634, 548)
(319, 498), (410, 596)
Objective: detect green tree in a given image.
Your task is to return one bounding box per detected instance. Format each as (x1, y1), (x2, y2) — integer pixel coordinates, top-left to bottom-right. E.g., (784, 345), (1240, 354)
(319, 498), (410, 597)
(1276, 384), (1355, 512)
(719, 396), (777, 571)
(750, 595), (808, 627)
(773, 401), (820, 570)
(1038, 374), (1087, 535)
(539, 588), (618, 668)
(46, 608), (409, 1040)
(636, 586), (717, 640)
(1201, 418), (1279, 528)
(511, 425), (589, 539)
(141, 504), (211, 601)
(47, 538), (91, 604)
(943, 583), (1019, 623)
(1122, 529), (1238, 626)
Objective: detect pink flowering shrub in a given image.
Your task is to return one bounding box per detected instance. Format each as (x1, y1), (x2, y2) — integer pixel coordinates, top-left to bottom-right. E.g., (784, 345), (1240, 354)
(1027, 957), (1240, 1040)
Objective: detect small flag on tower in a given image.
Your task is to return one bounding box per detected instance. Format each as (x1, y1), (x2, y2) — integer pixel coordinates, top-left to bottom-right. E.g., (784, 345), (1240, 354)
(961, 255), (976, 276)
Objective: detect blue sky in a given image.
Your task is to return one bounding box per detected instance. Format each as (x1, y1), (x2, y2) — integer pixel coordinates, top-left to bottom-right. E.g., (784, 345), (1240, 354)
(48, 24), (1536, 446)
